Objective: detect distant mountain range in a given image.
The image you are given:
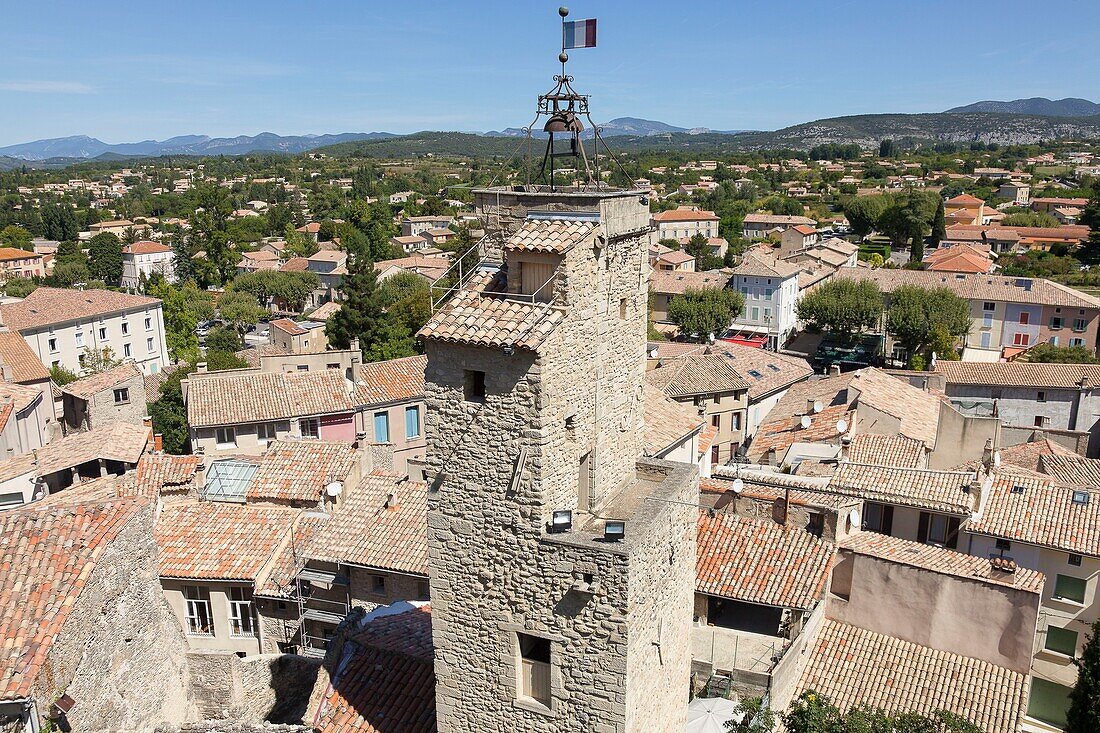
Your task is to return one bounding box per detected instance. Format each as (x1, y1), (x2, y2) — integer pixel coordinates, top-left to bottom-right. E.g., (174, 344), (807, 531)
(3, 98), (1100, 167)
(0, 132), (398, 161)
(945, 97), (1100, 117)
(485, 117), (745, 138)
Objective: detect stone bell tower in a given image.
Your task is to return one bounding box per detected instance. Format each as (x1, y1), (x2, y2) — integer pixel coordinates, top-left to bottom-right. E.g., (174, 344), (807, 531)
(418, 38), (697, 733)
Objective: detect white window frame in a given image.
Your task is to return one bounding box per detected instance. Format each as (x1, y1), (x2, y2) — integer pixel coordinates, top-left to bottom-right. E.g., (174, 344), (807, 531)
(184, 587), (214, 636)
(300, 417), (320, 440)
(257, 422), (277, 443)
(228, 587), (256, 637)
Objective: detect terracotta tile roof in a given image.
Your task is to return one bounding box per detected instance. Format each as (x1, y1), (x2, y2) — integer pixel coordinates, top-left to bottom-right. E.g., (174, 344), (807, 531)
(968, 473), (1100, 556)
(316, 606), (435, 733)
(0, 382), (44, 415)
(122, 240), (172, 255)
(747, 403), (853, 464)
(271, 318), (307, 336)
(0, 287), (160, 331)
(144, 362), (184, 402)
(0, 496), (146, 700)
(747, 372), (859, 462)
(953, 438), (1076, 474)
(830, 463), (975, 515)
(846, 433), (926, 468)
(838, 269), (1100, 309)
(122, 454), (200, 498)
(1038, 453), (1100, 486)
(155, 501), (298, 581)
(709, 469), (849, 509)
(743, 213), (816, 227)
(60, 361), (142, 400)
(0, 248), (40, 263)
(927, 250), (993, 274)
(841, 531), (1043, 592)
(354, 355), (426, 406)
(946, 193), (985, 205)
(32, 421), (150, 476)
(849, 368), (942, 446)
(936, 361), (1100, 389)
(649, 270), (731, 296)
(643, 383), (703, 457)
(647, 341), (707, 360)
(696, 510), (833, 609)
(310, 301), (341, 321)
(248, 440), (359, 504)
(255, 512), (329, 599)
(707, 342), (813, 400)
(653, 208), (719, 222)
(305, 472), (428, 575)
(645, 352), (750, 398)
(697, 423), (718, 459)
(186, 369), (354, 427)
(0, 331), (49, 383)
(417, 281), (565, 353)
(658, 250), (695, 265)
(796, 619), (1028, 733)
(731, 251), (801, 279)
(505, 218), (596, 253)
(280, 257), (310, 272)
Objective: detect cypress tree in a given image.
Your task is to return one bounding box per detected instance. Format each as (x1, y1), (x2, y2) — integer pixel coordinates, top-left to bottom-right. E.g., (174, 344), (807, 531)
(1067, 619), (1100, 733)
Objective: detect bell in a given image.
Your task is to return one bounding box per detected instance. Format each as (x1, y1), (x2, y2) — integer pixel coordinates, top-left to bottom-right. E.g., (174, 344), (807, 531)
(543, 110), (584, 134)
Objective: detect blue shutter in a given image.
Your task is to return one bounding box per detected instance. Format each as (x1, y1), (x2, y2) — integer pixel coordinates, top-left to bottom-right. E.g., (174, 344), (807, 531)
(405, 406), (420, 439)
(374, 412), (389, 443)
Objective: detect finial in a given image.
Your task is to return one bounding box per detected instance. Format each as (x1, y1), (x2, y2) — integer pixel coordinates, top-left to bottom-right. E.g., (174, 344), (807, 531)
(559, 52), (569, 63)
(559, 6), (569, 17)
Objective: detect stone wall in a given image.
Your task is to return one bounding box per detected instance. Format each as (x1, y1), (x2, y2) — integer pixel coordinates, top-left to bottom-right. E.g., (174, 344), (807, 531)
(65, 371), (148, 433)
(185, 651), (322, 724)
(31, 500), (193, 732)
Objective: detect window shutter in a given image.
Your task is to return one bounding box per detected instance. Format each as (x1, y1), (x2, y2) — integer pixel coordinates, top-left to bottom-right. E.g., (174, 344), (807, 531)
(917, 512), (929, 544)
(882, 505), (894, 536)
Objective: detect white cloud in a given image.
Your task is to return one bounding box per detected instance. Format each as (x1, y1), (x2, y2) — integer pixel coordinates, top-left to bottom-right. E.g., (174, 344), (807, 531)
(0, 80), (95, 94)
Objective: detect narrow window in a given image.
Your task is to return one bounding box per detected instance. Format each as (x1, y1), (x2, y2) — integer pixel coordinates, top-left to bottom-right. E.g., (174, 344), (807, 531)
(123, 343), (132, 357)
(1037, 391), (1046, 403)
(578, 451), (591, 511)
(807, 512), (824, 537)
(464, 370), (486, 402)
(147, 337), (155, 352)
(113, 387), (129, 405)
(619, 298), (628, 320)
(370, 574), (387, 595)
(517, 633), (552, 706)
(184, 586), (213, 635)
(1045, 626), (1078, 656)
(257, 422), (276, 443)
(405, 405), (420, 439)
(300, 417), (320, 440)
(121, 321), (130, 335)
(215, 426), (236, 447)
(374, 412), (390, 443)
(228, 587), (255, 637)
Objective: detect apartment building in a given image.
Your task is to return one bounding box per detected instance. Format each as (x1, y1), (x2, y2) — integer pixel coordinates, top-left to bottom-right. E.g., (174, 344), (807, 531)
(0, 287), (170, 376)
(728, 252), (801, 349)
(353, 354), (427, 476)
(121, 240), (176, 289)
(0, 247), (45, 279)
(651, 206), (719, 243)
(741, 213), (816, 239)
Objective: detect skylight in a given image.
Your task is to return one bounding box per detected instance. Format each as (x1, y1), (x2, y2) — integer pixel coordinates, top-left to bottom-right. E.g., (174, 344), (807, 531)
(748, 369), (763, 379)
(1072, 490), (1090, 506)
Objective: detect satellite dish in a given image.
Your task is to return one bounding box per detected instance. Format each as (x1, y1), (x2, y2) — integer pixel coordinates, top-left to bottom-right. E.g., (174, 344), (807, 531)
(848, 509), (860, 527)
(993, 451), (1001, 467)
(836, 419), (848, 434)
(813, 400), (823, 414)
(325, 481), (343, 497)
(731, 478), (744, 494)
(800, 415), (812, 430)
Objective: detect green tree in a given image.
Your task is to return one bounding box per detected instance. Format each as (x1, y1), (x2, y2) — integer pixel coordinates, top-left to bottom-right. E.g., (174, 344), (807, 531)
(666, 287), (745, 340)
(148, 280), (212, 363)
(379, 270), (432, 336)
(879, 191), (938, 246)
(326, 258), (416, 361)
(1067, 619), (1100, 733)
(39, 204), (79, 241)
(86, 231), (124, 284)
(910, 232), (924, 264)
(782, 691), (980, 733)
(1002, 211), (1059, 227)
(49, 363), (79, 386)
(886, 285), (971, 361)
(1027, 343), (1100, 364)
(206, 349), (250, 371)
(232, 269), (319, 312)
(684, 232), (724, 271)
(796, 279), (883, 341)
(879, 138), (897, 158)
(1074, 183), (1100, 264)
(931, 199), (946, 248)
(50, 261), (89, 287)
(843, 195), (890, 237)
(190, 184), (238, 286)
(79, 345), (122, 374)
(3, 277), (36, 298)
(725, 696), (774, 732)
(0, 225), (32, 250)
(217, 290), (265, 335)
(284, 224), (319, 258)
(150, 365), (193, 454)
(204, 325), (241, 352)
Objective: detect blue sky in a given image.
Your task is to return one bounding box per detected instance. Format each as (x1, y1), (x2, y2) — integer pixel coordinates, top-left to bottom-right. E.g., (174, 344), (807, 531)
(2, 0), (1099, 146)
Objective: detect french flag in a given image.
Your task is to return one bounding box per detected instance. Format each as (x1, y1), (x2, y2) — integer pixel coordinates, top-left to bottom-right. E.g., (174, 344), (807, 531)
(564, 18), (597, 49)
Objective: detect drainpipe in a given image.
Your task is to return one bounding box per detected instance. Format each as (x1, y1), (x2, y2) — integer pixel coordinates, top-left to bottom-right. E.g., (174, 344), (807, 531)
(1071, 375), (1088, 432)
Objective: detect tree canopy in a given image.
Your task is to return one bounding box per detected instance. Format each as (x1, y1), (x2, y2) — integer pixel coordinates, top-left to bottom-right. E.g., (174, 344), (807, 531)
(0, 225), (32, 251)
(1067, 619), (1100, 733)
(772, 691), (980, 733)
(1027, 343), (1100, 364)
(667, 287), (745, 340)
(885, 285), (971, 362)
(87, 231), (124, 284)
(796, 279), (883, 339)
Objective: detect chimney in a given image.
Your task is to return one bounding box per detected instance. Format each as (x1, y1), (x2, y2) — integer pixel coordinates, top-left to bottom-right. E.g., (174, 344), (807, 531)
(154, 433), (163, 452)
(990, 556), (1016, 574)
(828, 364), (842, 377)
(143, 416), (152, 429)
(196, 362), (207, 374)
(806, 398), (816, 415)
(981, 438), (994, 473)
(1080, 375), (1090, 390)
(921, 377), (929, 391)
